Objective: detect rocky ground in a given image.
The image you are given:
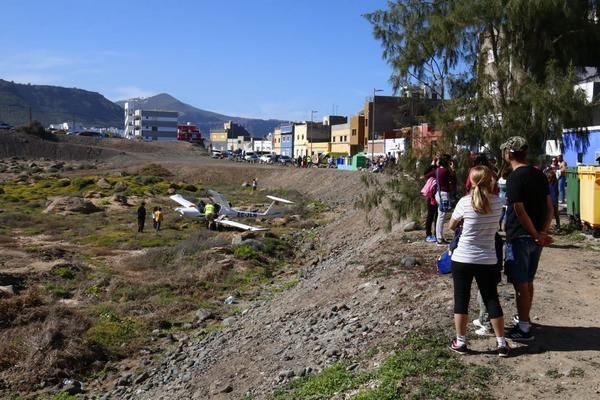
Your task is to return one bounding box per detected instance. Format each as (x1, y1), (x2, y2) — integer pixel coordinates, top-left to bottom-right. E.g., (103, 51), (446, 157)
(1, 137), (599, 400)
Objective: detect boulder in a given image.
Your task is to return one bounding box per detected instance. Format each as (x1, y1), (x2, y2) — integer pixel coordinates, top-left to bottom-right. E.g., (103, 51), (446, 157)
(110, 194), (128, 205)
(114, 181), (128, 192)
(57, 178), (71, 187)
(83, 190), (103, 199)
(0, 285), (15, 296)
(96, 178), (112, 189)
(167, 188), (176, 195)
(402, 221), (417, 232)
(400, 256), (420, 268)
(196, 309), (214, 323)
(43, 197), (102, 214)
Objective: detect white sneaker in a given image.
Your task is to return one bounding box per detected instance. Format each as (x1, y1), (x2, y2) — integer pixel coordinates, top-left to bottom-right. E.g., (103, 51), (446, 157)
(475, 326), (492, 336)
(472, 319), (486, 329)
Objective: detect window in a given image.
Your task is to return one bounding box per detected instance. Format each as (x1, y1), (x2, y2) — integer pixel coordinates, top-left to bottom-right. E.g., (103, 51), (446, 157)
(365, 118), (368, 127)
(332, 136), (336, 142)
(352, 129), (357, 136)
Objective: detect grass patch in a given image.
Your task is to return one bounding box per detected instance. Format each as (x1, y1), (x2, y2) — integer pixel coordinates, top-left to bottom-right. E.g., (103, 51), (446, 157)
(84, 310), (139, 354)
(234, 244), (261, 260)
(45, 284), (72, 299)
(274, 333), (493, 400)
(54, 266), (77, 280)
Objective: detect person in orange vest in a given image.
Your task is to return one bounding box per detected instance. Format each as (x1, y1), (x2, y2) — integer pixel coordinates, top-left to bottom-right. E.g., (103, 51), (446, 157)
(153, 207), (163, 232)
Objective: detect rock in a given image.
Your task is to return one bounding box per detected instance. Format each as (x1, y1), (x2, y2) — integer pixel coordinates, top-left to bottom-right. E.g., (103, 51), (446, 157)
(44, 197), (102, 214)
(400, 256), (419, 268)
(241, 182), (249, 187)
(83, 190), (103, 199)
(167, 187), (176, 195)
(241, 231), (256, 240)
(96, 178), (112, 189)
(62, 379), (83, 395)
(0, 285), (15, 296)
(326, 347), (340, 357)
(278, 370), (295, 379)
(213, 383), (233, 394)
(402, 221), (417, 232)
(217, 259), (234, 268)
(195, 309), (214, 323)
(49, 162), (64, 170)
(271, 217), (288, 227)
(242, 239), (263, 250)
(133, 372), (149, 385)
(111, 194), (128, 205)
(114, 181), (128, 192)
(222, 317), (236, 326)
(231, 234), (243, 247)
(57, 178), (71, 187)
(117, 374), (132, 387)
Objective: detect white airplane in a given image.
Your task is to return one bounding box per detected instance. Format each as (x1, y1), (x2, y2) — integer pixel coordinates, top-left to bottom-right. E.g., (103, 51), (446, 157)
(170, 189), (294, 231)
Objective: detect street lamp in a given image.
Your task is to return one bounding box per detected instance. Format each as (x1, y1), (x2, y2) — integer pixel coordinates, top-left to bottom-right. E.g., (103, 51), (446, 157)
(310, 110), (318, 159)
(372, 89), (384, 161)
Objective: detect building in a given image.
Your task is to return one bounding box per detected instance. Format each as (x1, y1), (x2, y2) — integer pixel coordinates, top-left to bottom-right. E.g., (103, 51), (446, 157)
(563, 127), (600, 165)
(252, 133), (273, 152)
(363, 95), (440, 149)
(411, 123), (443, 155)
(124, 102), (178, 141)
(177, 123), (203, 144)
(272, 127), (282, 155)
(209, 121), (252, 151)
(330, 123), (352, 155)
(293, 121), (330, 158)
(280, 124), (294, 157)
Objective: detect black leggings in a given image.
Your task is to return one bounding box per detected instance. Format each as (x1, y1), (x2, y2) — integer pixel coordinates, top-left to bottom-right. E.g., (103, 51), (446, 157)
(451, 261), (503, 319)
(425, 202), (438, 236)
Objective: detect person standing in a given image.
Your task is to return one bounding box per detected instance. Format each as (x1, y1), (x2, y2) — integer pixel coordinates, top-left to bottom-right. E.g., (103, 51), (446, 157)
(154, 207), (163, 232)
(557, 155), (567, 204)
(546, 170), (561, 230)
(252, 178), (257, 191)
(425, 154), (454, 244)
(136, 202), (146, 233)
(448, 166), (508, 356)
(152, 207), (159, 230)
(423, 156), (439, 243)
(501, 136), (553, 341)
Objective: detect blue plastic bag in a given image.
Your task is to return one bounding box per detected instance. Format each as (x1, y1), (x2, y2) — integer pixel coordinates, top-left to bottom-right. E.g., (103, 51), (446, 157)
(437, 251), (452, 275)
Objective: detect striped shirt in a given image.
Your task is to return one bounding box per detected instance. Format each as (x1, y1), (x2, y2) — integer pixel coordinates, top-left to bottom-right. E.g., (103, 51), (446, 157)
(450, 195), (503, 265)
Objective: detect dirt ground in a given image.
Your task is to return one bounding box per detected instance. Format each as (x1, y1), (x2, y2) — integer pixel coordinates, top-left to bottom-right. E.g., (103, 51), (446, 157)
(1, 137), (599, 399)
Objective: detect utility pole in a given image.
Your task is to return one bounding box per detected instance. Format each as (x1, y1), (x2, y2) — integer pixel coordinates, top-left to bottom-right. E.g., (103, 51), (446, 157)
(372, 89), (383, 161)
(310, 110), (317, 159)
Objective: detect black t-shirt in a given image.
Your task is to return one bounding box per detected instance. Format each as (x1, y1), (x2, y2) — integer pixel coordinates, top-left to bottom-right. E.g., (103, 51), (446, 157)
(505, 166), (549, 240)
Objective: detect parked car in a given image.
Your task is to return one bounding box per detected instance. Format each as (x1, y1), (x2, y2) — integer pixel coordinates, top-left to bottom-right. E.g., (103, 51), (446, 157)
(278, 155), (292, 165)
(211, 151), (222, 158)
(244, 153), (258, 162)
(0, 121), (13, 130)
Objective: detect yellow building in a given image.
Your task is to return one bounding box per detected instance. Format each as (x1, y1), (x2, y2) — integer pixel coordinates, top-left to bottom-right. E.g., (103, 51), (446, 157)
(272, 127), (282, 155)
(330, 123), (352, 155)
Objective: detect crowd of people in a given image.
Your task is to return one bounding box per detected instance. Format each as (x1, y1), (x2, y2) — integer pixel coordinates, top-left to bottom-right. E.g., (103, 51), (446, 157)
(422, 136), (556, 357)
(136, 203), (164, 233)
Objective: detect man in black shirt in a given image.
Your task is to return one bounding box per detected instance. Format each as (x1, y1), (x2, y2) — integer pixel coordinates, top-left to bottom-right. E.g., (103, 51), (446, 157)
(137, 201), (146, 233)
(501, 136), (553, 342)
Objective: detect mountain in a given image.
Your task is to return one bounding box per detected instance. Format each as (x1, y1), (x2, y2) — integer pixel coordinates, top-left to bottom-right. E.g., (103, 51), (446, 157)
(0, 79), (122, 128)
(116, 93), (285, 137)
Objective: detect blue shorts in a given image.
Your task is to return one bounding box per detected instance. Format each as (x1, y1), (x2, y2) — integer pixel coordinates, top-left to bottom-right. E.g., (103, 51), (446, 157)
(504, 237), (543, 284)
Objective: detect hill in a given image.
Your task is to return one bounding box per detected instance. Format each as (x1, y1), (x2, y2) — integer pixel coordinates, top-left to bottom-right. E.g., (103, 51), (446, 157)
(116, 93), (285, 137)
(0, 79), (122, 128)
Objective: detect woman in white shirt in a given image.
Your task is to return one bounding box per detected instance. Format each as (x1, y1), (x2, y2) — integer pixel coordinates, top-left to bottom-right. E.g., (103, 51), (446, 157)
(448, 166), (508, 357)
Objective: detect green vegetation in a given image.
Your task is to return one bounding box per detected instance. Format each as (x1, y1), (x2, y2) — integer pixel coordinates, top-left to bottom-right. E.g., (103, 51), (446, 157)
(274, 334), (493, 400)
(45, 284), (72, 299)
(234, 244), (261, 260)
(54, 266), (77, 280)
(84, 310), (139, 354)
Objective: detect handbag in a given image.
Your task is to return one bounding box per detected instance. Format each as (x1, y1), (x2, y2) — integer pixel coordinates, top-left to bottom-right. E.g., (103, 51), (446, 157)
(420, 177), (437, 198)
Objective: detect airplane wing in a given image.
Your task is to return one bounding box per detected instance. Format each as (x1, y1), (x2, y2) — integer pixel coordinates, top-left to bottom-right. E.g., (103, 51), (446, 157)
(266, 195), (294, 204)
(207, 190), (231, 208)
(217, 219), (268, 232)
(170, 194), (197, 208)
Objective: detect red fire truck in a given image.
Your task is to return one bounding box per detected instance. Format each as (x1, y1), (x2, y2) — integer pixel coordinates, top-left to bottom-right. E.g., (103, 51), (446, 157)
(176, 123), (204, 145)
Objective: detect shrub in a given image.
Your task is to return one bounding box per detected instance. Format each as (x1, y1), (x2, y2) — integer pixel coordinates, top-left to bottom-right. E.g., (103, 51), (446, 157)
(137, 163), (173, 177)
(71, 177), (95, 190)
(46, 284), (72, 299)
(233, 244), (260, 260)
(54, 266), (77, 280)
(84, 311), (137, 353)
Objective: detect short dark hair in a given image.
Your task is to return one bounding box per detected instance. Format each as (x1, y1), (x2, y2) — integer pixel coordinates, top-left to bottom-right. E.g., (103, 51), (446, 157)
(509, 150), (527, 163)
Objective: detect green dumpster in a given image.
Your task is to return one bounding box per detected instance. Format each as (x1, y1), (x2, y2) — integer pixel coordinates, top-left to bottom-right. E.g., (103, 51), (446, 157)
(352, 153), (368, 170)
(566, 166), (580, 223)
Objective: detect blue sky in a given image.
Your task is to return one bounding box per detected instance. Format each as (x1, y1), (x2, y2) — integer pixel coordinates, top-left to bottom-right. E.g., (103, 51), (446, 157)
(1, 0), (394, 121)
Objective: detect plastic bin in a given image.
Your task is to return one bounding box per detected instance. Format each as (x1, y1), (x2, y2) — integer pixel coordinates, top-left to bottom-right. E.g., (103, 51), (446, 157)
(578, 166), (600, 229)
(566, 167), (580, 221)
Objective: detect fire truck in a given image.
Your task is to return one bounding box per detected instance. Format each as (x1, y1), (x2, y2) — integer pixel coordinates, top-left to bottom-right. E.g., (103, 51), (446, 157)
(176, 123), (204, 145)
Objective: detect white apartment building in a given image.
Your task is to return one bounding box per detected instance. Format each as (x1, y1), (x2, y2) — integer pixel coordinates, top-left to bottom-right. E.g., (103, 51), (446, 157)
(124, 102), (178, 141)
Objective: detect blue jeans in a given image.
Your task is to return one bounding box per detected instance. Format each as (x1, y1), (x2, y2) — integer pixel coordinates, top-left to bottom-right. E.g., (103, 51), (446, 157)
(504, 237), (543, 284)
(558, 176), (566, 203)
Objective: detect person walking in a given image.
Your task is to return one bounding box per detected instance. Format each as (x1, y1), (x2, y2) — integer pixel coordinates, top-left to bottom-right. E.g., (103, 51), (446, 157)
(136, 202), (146, 233)
(152, 206), (159, 230)
(153, 207), (163, 232)
(501, 136), (553, 342)
(448, 165), (508, 356)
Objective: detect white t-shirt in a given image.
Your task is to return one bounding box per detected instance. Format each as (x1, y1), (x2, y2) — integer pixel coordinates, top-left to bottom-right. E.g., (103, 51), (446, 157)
(450, 195), (503, 265)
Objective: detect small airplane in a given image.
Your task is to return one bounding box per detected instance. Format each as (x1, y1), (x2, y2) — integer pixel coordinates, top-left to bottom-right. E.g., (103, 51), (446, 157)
(170, 189), (294, 231)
